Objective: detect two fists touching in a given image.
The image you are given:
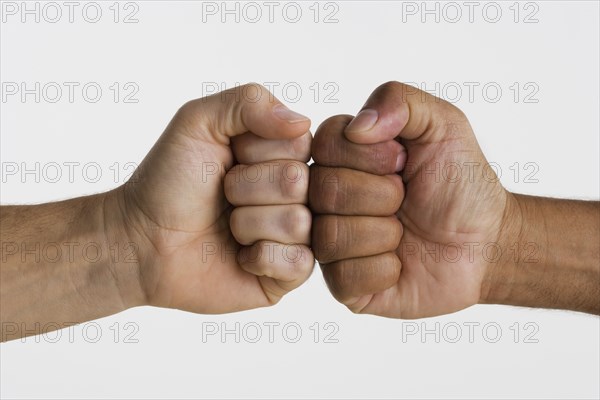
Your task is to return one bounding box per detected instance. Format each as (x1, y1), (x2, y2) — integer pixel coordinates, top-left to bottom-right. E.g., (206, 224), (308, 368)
(1, 80), (595, 343)
(108, 82), (513, 319)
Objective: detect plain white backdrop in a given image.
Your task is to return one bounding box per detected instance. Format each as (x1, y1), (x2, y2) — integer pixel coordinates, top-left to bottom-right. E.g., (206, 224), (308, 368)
(1, 1), (599, 398)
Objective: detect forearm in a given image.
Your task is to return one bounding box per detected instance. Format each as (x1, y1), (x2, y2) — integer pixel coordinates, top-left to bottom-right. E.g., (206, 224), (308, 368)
(482, 193), (600, 314)
(0, 190), (144, 341)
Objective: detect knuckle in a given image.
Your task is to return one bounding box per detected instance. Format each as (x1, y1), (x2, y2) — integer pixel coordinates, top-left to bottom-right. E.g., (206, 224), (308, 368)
(223, 166), (242, 203)
(280, 161), (309, 202)
(287, 205), (312, 242)
(248, 240), (275, 266)
(287, 245), (314, 273)
(383, 176), (404, 209)
(253, 242), (275, 274)
(377, 253), (402, 283)
(292, 133), (312, 162)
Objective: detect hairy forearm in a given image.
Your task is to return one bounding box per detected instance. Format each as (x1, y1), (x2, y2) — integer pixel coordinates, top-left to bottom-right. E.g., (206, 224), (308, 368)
(482, 193), (600, 314)
(0, 190), (144, 341)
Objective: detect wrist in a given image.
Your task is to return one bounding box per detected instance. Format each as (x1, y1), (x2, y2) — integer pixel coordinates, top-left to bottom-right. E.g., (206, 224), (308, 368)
(479, 192), (536, 305)
(100, 187), (149, 309)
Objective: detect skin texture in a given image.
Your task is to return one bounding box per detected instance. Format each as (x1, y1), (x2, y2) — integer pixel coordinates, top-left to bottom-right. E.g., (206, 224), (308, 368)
(1, 81), (598, 341)
(1, 84), (315, 341)
(310, 81), (600, 318)
(117, 84), (315, 312)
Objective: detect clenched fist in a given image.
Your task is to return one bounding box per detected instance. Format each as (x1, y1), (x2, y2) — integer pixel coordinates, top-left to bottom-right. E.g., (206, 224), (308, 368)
(309, 81), (511, 318)
(111, 83), (315, 313)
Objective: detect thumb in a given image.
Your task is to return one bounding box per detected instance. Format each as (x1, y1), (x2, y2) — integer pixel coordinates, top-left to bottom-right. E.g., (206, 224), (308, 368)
(344, 81), (468, 145)
(173, 83), (311, 143)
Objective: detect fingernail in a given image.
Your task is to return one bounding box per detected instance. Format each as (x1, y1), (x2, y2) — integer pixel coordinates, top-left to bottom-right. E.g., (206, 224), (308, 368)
(272, 104), (309, 123)
(396, 151), (407, 172)
(346, 109), (378, 133)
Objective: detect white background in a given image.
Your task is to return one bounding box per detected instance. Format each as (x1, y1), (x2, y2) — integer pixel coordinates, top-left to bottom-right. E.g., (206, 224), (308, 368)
(1, 1), (599, 399)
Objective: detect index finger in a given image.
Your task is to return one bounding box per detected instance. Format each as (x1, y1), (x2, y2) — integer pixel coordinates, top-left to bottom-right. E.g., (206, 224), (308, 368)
(312, 115), (406, 175)
(344, 81), (470, 145)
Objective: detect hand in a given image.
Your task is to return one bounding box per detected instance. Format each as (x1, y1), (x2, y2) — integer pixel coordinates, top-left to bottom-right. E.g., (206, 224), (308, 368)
(309, 81), (514, 318)
(107, 83), (315, 313)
